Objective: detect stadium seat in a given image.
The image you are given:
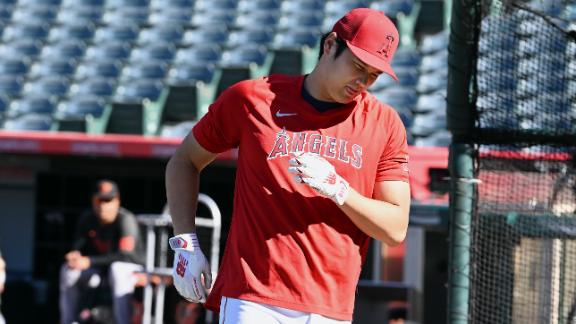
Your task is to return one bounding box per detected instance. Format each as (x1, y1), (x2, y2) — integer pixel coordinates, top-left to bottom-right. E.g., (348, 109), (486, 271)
(137, 26), (184, 46)
(0, 95), (9, 114)
(69, 78), (117, 98)
(0, 58), (30, 76)
(370, 74), (396, 92)
(149, 0), (194, 11)
(226, 29), (275, 48)
(130, 44), (176, 63)
(102, 7), (150, 26)
(234, 11), (279, 30)
(272, 28), (319, 49)
(414, 130), (451, 147)
(395, 67), (420, 87)
(2, 22), (50, 42)
(74, 61), (122, 81)
(516, 18), (557, 38)
(478, 32), (515, 55)
(0, 5), (12, 21)
(55, 6), (103, 25)
(119, 61), (168, 81)
(420, 50), (448, 74)
(56, 96), (107, 119)
(391, 47), (421, 68)
(113, 79), (164, 103)
(513, 95), (567, 118)
(476, 52), (515, 74)
(0, 40), (42, 60)
(93, 24), (140, 44)
(195, 0), (237, 11)
(325, 0), (369, 17)
(277, 12), (324, 31)
(3, 114), (53, 131)
(104, 0), (149, 10)
(148, 8), (192, 27)
(84, 42), (132, 62)
(394, 105), (413, 128)
(370, 0), (414, 18)
(416, 71), (448, 94)
(411, 111), (446, 137)
(0, 75), (23, 98)
(47, 23), (96, 43)
(18, 0), (62, 7)
(414, 92), (446, 113)
(7, 96), (57, 118)
(102, 7), (148, 26)
(420, 30), (449, 55)
(220, 45), (268, 67)
(565, 4), (576, 21)
(237, 0), (281, 12)
(61, 0), (105, 7)
(166, 63), (216, 85)
(11, 5), (57, 24)
(29, 59), (76, 79)
(567, 41), (576, 58)
(321, 13), (342, 32)
(173, 45), (222, 65)
(189, 9), (237, 28)
(280, 0), (324, 14)
(373, 86), (418, 111)
(22, 76), (70, 98)
(40, 41), (86, 61)
(516, 54), (565, 78)
(181, 27), (228, 47)
(516, 35), (566, 58)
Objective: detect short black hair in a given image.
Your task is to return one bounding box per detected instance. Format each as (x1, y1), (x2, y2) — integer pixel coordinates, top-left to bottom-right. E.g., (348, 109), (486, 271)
(318, 32), (348, 59)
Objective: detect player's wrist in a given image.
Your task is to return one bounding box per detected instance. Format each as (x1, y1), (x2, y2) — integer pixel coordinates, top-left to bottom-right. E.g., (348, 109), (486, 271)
(332, 175), (350, 206)
(169, 232), (201, 251)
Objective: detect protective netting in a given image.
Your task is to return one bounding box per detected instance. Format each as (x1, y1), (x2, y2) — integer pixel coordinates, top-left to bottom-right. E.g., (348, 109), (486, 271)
(464, 0), (576, 323)
(475, 0), (575, 143)
(471, 145), (576, 323)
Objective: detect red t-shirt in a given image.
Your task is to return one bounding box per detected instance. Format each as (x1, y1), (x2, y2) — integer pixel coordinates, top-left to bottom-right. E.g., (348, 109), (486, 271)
(193, 74), (409, 320)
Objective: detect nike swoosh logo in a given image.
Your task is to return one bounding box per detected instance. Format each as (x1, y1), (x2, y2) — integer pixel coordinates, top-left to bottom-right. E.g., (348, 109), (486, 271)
(276, 110), (298, 117)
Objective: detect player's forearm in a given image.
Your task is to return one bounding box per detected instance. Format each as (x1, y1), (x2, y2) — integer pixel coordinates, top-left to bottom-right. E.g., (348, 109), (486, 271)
(166, 152), (201, 235)
(340, 188), (409, 246)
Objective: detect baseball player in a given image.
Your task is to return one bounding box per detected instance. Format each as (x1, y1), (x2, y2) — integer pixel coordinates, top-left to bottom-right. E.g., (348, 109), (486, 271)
(166, 8), (411, 323)
(59, 180), (145, 324)
(0, 249), (5, 324)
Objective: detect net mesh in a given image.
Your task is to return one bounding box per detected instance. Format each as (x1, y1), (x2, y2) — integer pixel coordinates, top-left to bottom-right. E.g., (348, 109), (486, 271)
(463, 0), (576, 323)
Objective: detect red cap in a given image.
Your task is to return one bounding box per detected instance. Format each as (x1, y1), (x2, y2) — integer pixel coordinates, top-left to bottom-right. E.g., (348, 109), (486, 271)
(332, 8), (399, 81)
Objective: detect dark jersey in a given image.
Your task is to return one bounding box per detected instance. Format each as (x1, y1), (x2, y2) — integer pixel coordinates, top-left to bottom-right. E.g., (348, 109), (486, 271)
(73, 207), (144, 267)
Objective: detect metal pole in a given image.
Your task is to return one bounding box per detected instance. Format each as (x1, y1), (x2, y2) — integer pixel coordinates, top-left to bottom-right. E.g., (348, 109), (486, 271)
(445, 0), (478, 320)
(447, 144), (475, 324)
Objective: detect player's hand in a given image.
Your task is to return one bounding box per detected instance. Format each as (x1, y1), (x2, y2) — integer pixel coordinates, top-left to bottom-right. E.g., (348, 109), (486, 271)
(288, 152), (350, 205)
(169, 233), (212, 303)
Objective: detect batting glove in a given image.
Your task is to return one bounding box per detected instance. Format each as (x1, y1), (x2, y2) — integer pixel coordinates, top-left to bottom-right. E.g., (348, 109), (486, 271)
(169, 233), (212, 303)
(288, 152), (350, 205)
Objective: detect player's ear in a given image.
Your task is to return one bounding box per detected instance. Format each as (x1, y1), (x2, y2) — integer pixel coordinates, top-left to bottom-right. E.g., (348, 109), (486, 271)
(323, 32), (338, 56)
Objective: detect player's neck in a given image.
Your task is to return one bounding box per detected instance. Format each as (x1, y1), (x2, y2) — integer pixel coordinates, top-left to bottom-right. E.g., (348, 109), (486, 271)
(303, 69), (330, 102)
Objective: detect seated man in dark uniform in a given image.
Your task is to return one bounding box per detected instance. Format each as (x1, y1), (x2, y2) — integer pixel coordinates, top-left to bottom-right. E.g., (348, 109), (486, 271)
(59, 179), (144, 324)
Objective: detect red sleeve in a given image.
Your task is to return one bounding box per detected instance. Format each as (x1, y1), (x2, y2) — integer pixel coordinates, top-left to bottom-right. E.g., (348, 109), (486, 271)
(192, 81), (250, 153)
(376, 109), (410, 182)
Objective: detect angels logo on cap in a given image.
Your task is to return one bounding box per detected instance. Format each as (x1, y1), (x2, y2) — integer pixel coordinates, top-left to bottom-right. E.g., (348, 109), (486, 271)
(332, 8), (400, 81)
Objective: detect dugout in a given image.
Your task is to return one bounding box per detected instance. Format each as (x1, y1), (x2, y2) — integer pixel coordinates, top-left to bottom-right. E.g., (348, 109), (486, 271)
(0, 132), (449, 324)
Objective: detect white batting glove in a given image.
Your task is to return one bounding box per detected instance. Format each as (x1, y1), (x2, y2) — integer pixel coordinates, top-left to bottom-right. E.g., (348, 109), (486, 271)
(169, 233), (212, 303)
(288, 152), (350, 205)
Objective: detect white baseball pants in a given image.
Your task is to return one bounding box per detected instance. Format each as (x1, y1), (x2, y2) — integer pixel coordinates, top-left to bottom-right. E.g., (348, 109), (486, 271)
(219, 296), (351, 324)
